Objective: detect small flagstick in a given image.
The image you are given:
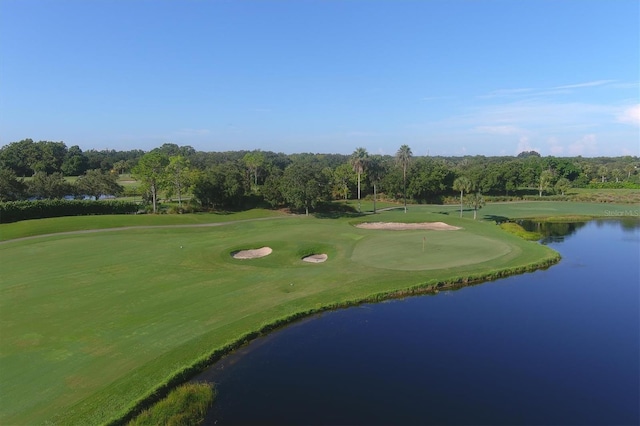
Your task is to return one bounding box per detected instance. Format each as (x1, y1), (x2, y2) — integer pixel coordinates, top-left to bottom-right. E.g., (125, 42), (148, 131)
(422, 236), (426, 252)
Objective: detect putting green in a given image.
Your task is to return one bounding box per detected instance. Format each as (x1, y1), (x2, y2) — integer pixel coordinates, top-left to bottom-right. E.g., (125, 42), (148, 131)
(351, 230), (512, 271)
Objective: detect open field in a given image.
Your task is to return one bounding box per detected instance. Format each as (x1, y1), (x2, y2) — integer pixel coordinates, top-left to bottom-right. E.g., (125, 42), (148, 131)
(0, 201), (636, 424)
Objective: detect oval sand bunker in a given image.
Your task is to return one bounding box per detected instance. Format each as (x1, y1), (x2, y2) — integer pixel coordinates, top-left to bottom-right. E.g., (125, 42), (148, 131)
(356, 222), (461, 231)
(302, 254), (328, 263)
(232, 247), (273, 259)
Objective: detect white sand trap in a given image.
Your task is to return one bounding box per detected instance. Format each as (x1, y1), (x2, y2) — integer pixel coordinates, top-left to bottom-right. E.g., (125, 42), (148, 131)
(232, 247), (273, 259)
(356, 222), (461, 231)
(302, 254), (328, 263)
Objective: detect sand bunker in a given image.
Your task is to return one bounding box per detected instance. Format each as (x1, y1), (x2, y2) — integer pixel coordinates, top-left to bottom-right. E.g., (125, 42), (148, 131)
(232, 247), (273, 259)
(302, 254), (328, 263)
(356, 222), (461, 231)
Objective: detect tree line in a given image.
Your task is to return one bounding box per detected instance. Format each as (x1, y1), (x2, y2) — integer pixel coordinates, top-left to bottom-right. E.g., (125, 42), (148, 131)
(1, 139), (638, 214)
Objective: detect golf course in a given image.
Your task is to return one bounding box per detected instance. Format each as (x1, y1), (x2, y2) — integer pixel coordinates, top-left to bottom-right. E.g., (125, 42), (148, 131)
(0, 201), (635, 425)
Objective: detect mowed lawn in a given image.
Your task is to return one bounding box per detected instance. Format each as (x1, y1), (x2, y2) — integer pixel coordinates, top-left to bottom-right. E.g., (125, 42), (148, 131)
(0, 203), (615, 424)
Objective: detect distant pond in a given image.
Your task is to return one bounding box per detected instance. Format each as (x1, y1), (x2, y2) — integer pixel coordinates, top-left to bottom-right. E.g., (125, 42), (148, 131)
(194, 219), (640, 425)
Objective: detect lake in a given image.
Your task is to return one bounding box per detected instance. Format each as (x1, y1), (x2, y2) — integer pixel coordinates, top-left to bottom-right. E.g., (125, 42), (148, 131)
(194, 219), (639, 425)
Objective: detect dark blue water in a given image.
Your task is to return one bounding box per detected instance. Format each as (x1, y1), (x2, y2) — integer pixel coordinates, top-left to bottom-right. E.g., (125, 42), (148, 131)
(195, 219), (640, 425)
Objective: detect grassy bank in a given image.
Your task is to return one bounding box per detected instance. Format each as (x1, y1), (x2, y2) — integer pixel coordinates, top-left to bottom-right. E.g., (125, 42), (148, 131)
(0, 201), (631, 424)
(127, 383), (214, 426)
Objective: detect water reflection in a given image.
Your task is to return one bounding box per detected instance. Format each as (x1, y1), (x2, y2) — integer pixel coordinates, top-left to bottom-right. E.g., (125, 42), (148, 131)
(517, 219), (587, 243)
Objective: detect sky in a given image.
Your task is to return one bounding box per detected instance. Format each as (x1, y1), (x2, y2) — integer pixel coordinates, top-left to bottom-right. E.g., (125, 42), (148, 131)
(1, 0), (638, 157)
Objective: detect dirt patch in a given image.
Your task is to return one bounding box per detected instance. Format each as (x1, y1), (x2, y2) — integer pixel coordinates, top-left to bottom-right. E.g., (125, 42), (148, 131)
(355, 222), (461, 231)
(232, 247), (273, 259)
(302, 254), (328, 263)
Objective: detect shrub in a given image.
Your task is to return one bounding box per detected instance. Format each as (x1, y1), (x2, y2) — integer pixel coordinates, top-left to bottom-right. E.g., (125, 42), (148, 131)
(0, 200), (138, 223)
(128, 383), (214, 426)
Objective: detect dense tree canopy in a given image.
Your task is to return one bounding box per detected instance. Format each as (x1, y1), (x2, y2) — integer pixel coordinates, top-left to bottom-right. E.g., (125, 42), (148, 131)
(1, 138), (638, 213)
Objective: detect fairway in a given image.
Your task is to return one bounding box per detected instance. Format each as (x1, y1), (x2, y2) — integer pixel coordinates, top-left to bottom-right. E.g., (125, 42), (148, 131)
(352, 230), (512, 271)
(0, 208), (562, 425)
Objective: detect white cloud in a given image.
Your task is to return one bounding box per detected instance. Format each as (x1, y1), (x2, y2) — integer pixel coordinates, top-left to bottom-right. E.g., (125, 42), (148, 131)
(547, 137), (564, 155)
(474, 125), (524, 135)
(568, 134), (598, 156)
(553, 80), (615, 90)
(516, 136), (539, 154)
(617, 104), (640, 126)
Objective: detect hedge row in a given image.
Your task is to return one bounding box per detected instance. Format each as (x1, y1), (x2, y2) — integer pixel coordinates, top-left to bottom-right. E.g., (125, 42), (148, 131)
(586, 181), (640, 189)
(0, 200), (138, 223)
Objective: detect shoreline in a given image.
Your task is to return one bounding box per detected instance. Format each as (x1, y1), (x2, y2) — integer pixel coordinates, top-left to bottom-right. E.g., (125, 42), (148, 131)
(110, 251), (561, 425)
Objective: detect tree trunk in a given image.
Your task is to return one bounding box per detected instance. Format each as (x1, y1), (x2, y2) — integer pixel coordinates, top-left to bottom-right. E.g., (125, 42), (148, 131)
(373, 183), (377, 214)
(459, 190), (463, 218)
(357, 172), (361, 213)
(305, 206), (309, 216)
(403, 166), (407, 213)
(473, 207), (477, 220)
(151, 182), (157, 213)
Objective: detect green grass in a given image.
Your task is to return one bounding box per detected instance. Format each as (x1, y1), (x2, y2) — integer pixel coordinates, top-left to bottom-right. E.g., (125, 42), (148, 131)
(127, 383), (214, 426)
(0, 209), (286, 241)
(1, 201), (633, 425)
(425, 200), (638, 221)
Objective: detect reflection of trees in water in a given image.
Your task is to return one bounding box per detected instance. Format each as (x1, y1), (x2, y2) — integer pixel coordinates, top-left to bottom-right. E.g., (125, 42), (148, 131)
(517, 220), (587, 243)
(518, 219), (640, 244)
(619, 218), (640, 232)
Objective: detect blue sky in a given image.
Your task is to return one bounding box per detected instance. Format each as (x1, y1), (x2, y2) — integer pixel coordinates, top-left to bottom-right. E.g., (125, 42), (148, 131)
(1, 0), (638, 156)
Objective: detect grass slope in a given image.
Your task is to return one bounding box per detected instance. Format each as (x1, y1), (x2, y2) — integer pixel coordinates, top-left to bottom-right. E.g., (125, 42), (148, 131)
(0, 203), (599, 424)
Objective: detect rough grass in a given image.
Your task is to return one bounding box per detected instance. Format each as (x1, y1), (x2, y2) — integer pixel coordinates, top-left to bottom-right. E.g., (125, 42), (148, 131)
(0, 202), (615, 425)
(499, 222), (542, 241)
(127, 383), (214, 426)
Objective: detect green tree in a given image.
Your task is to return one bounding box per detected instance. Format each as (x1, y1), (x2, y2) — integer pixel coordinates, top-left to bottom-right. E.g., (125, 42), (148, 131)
(465, 191), (485, 220)
(350, 147), (369, 212)
(538, 170), (554, 196)
(407, 158), (453, 202)
(164, 155), (193, 208)
(262, 169), (285, 207)
(367, 155), (386, 213)
(243, 151), (265, 186)
(395, 144), (412, 213)
(624, 163), (637, 180)
(192, 162), (248, 209)
(61, 145), (88, 176)
(611, 168), (624, 183)
(112, 160), (129, 175)
(597, 165), (608, 183)
(0, 139), (37, 176)
(280, 161), (331, 215)
(331, 163), (355, 201)
(0, 168), (26, 201)
(132, 151), (170, 213)
(554, 177), (571, 195)
(453, 176), (473, 218)
(27, 172), (71, 199)
(75, 169), (123, 200)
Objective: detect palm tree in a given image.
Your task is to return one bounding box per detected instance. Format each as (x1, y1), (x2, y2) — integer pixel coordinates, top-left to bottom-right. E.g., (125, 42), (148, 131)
(350, 147), (369, 213)
(452, 176), (473, 218)
(395, 144), (412, 213)
(367, 155), (385, 214)
(466, 192), (485, 220)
